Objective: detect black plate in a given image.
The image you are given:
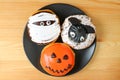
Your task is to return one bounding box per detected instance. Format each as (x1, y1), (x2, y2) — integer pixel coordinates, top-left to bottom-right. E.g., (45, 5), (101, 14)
(23, 3), (96, 76)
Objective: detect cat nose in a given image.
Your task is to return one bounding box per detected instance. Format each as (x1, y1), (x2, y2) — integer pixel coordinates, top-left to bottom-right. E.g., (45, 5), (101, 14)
(56, 58), (61, 63)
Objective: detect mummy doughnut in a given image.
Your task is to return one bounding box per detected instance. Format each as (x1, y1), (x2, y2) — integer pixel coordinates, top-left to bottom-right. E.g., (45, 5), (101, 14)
(27, 10), (60, 44)
(40, 43), (75, 76)
(61, 15), (96, 49)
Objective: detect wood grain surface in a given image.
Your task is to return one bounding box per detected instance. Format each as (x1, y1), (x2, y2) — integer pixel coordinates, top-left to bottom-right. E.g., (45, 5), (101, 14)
(0, 0), (120, 80)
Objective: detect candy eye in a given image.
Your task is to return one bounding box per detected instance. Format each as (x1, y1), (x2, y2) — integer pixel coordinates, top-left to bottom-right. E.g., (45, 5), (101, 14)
(70, 31), (75, 38)
(63, 55), (68, 60)
(80, 36), (85, 42)
(46, 20), (51, 26)
(39, 22), (44, 26)
(33, 20), (55, 26)
(51, 53), (56, 58)
(46, 20), (55, 26)
(33, 21), (45, 26)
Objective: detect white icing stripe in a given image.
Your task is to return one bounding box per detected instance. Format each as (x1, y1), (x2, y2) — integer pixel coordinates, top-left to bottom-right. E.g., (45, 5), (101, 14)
(27, 12), (60, 44)
(29, 13), (58, 23)
(28, 24), (60, 40)
(29, 13), (55, 19)
(29, 26), (60, 43)
(29, 16), (58, 23)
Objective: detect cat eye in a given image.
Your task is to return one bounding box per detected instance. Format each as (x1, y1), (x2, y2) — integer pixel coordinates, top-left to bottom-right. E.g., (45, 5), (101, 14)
(63, 55), (68, 60)
(80, 36), (85, 42)
(77, 26), (81, 29)
(70, 31), (75, 38)
(51, 53), (56, 58)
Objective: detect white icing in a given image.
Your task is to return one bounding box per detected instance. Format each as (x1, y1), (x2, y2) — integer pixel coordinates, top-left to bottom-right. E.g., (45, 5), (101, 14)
(28, 12), (60, 44)
(61, 15), (96, 49)
(29, 13), (58, 23)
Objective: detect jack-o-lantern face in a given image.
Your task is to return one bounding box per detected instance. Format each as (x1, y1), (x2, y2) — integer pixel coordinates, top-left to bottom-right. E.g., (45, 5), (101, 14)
(40, 43), (75, 76)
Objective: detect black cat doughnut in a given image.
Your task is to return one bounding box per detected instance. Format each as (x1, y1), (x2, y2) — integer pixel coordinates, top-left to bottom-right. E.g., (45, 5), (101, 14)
(61, 15), (96, 50)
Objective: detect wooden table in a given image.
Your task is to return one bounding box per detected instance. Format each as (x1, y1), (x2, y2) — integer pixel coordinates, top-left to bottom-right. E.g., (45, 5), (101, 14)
(0, 0), (120, 80)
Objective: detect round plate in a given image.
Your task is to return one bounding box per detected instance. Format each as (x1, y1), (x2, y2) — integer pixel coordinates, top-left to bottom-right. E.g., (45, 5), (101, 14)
(23, 3), (96, 76)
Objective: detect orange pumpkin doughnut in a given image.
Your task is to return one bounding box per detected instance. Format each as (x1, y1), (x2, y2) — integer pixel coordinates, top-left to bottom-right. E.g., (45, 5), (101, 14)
(40, 43), (75, 76)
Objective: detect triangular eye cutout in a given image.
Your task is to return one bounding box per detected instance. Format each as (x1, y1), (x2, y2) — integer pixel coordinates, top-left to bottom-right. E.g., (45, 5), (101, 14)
(51, 53), (56, 58)
(68, 17), (81, 26)
(63, 55), (69, 60)
(83, 25), (95, 33)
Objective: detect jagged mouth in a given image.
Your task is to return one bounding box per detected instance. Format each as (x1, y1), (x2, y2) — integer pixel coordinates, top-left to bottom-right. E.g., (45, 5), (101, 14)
(45, 64), (72, 73)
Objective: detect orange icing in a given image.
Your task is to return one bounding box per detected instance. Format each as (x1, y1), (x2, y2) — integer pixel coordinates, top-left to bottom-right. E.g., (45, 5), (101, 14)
(40, 43), (75, 76)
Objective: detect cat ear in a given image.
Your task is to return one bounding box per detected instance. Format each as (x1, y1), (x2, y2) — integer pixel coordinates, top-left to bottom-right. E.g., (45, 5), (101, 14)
(84, 25), (95, 33)
(68, 17), (81, 25)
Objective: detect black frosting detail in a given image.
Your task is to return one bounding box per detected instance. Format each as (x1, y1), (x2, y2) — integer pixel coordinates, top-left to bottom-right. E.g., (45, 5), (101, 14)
(68, 17), (81, 26)
(33, 20), (55, 26)
(45, 64), (72, 73)
(63, 55), (68, 60)
(84, 25), (95, 33)
(51, 53), (56, 58)
(56, 58), (62, 63)
(68, 17), (95, 43)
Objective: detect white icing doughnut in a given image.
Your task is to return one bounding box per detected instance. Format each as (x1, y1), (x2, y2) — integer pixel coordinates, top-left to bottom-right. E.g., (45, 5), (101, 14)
(61, 15), (96, 50)
(27, 11), (60, 44)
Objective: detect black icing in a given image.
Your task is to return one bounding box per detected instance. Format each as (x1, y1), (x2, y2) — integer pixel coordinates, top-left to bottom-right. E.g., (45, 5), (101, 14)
(68, 17), (95, 43)
(84, 25), (95, 33)
(51, 53), (56, 58)
(33, 20), (55, 26)
(63, 55), (69, 60)
(45, 64), (72, 73)
(56, 58), (62, 63)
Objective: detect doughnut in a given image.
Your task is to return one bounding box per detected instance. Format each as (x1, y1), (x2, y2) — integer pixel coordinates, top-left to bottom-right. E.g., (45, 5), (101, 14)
(40, 43), (75, 76)
(61, 15), (96, 49)
(27, 10), (60, 44)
